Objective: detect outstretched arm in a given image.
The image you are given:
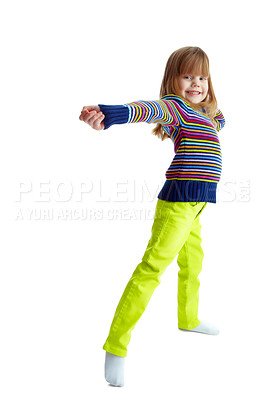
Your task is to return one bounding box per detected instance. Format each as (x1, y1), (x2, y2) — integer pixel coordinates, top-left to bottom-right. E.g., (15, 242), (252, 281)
(97, 99), (182, 130)
(79, 99), (182, 130)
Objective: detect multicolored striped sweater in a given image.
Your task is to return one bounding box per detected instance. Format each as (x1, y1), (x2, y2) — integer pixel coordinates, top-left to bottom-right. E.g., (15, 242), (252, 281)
(98, 94), (225, 203)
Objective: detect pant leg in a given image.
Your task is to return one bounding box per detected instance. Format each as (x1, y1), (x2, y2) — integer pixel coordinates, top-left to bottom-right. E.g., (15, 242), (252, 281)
(177, 203), (207, 330)
(103, 199), (205, 357)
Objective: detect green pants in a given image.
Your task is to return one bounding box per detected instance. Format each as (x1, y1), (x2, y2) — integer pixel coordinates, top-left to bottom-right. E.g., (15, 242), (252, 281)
(103, 199), (207, 357)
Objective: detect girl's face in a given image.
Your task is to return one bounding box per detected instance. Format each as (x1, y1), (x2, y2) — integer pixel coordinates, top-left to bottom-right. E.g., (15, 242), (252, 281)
(176, 73), (209, 104)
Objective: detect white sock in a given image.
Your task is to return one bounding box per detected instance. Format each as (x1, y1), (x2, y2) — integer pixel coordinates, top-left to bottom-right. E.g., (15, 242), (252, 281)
(104, 351), (125, 387)
(180, 320), (219, 335)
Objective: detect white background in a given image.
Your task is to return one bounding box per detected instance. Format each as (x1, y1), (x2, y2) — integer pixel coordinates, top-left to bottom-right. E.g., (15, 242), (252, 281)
(1, 0), (265, 398)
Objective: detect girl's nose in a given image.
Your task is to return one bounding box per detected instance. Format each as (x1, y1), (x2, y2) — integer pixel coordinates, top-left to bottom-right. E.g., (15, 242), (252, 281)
(192, 80), (200, 87)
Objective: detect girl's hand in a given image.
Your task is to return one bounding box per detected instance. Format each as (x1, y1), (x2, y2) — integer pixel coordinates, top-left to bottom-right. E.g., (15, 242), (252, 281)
(79, 105), (105, 131)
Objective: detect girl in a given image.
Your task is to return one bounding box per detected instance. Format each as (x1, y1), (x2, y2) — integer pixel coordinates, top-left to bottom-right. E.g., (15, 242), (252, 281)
(79, 46), (226, 387)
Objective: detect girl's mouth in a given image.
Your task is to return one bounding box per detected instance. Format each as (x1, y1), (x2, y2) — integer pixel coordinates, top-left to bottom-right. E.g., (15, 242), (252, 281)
(186, 91), (201, 95)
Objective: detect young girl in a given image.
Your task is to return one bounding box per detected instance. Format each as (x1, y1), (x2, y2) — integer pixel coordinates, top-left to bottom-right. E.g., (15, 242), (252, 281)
(79, 46), (226, 387)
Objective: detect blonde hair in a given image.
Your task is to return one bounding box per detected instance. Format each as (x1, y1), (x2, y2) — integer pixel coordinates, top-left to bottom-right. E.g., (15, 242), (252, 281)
(152, 46), (218, 141)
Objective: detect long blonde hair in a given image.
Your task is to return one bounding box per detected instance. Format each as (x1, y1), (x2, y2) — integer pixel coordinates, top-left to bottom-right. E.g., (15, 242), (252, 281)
(152, 46), (218, 141)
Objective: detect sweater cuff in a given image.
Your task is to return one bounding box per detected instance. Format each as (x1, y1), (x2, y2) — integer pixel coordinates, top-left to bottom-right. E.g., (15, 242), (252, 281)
(98, 104), (129, 130)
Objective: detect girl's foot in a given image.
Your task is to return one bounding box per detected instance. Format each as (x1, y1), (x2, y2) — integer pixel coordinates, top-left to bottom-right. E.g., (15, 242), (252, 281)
(104, 351), (125, 387)
(179, 321), (219, 335)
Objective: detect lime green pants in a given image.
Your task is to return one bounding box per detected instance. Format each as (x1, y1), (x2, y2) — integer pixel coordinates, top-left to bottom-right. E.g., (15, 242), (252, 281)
(103, 199), (207, 357)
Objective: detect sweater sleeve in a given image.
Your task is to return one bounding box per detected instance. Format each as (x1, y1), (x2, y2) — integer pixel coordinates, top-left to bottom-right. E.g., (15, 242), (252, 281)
(212, 109), (226, 132)
(98, 99), (182, 130)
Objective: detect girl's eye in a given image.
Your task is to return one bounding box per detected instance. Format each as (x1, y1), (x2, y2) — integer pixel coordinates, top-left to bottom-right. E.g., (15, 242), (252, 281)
(183, 75), (208, 80)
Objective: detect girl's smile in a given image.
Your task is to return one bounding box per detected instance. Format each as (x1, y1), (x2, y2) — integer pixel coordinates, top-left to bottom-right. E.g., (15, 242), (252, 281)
(176, 74), (209, 104)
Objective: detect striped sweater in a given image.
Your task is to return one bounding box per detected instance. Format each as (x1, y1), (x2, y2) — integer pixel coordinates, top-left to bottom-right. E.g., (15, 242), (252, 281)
(98, 94), (225, 203)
